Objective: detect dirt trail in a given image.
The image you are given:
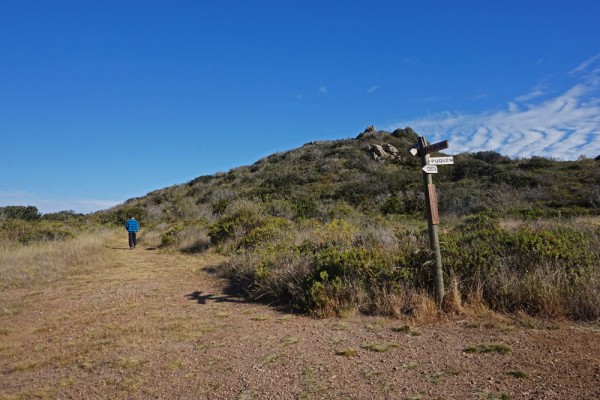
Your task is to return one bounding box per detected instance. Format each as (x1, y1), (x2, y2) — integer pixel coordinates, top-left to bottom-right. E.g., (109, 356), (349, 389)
(1, 233), (599, 399)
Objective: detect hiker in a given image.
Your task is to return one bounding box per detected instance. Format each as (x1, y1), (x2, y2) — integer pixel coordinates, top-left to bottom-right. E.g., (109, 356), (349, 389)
(125, 216), (139, 249)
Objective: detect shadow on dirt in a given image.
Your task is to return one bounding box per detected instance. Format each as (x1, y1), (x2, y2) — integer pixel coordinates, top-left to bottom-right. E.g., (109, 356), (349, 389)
(186, 290), (244, 305)
(195, 260), (298, 315)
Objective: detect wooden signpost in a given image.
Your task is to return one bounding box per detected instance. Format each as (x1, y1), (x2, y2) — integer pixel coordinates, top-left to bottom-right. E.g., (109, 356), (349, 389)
(408, 136), (452, 307)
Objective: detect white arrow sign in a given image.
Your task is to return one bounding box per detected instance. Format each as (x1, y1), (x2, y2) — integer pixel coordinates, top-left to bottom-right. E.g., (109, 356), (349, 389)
(428, 156), (454, 165)
(422, 165), (438, 174)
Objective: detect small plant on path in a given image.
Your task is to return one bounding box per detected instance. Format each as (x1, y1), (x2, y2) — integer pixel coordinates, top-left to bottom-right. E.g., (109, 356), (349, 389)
(464, 344), (512, 355)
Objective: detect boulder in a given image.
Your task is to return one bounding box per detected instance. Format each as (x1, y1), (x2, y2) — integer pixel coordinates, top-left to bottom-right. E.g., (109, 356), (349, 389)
(383, 144), (400, 157)
(368, 144), (388, 160)
(367, 143), (401, 161)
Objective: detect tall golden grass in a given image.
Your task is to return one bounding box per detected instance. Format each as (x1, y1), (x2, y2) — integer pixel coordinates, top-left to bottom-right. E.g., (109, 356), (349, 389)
(0, 229), (113, 289)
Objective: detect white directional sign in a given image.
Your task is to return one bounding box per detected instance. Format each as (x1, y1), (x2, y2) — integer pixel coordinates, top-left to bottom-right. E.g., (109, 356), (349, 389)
(422, 165), (438, 174)
(428, 156), (454, 165)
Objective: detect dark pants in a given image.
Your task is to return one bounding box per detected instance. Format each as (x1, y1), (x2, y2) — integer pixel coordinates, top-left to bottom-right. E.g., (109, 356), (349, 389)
(128, 232), (137, 249)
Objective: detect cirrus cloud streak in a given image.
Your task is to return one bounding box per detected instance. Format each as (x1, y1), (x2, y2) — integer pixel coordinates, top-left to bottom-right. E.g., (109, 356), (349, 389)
(388, 56), (600, 160)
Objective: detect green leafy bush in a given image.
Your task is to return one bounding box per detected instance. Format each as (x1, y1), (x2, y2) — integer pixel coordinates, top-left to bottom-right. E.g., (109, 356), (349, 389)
(160, 225), (184, 247)
(291, 195), (319, 220)
(0, 206), (41, 221)
(208, 206), (262, 244)
(0, 219), (75, 244)
(237, 217), (290, 249)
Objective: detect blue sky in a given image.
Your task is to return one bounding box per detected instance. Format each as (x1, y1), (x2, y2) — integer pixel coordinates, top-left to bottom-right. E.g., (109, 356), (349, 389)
(1, 1), (599, 214)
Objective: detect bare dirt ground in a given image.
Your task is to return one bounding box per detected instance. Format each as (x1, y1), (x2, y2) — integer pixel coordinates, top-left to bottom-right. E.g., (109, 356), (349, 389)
(1, 233), (599, 399)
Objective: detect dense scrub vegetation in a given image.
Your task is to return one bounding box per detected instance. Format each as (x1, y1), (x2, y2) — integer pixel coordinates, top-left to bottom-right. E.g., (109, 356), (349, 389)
(6, 128), (600, 319)
(97, 127), (599, 320)
(0, 206), (90, 246)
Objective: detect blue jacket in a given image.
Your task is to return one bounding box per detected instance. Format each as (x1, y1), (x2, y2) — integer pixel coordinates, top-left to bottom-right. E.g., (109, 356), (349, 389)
(125, 218), (139, 232)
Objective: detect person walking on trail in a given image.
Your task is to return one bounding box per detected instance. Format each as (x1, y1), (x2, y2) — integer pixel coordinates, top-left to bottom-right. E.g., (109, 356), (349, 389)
(125, 216), (139, 249)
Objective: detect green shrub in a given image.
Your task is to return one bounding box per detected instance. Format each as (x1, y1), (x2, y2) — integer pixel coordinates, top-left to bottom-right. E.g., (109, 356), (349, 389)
(160, 225), (184, 247)
(471, 151), (511, 164)
(208, 206), (262, 244)
(381, 196), (403, 215)
(299, 245), (414, 316)
(42, 210), (84, 221)
(381, 191), (422, 215)
(291, 196), (318, 220)
(0, 206), (41, 221)
(0, 219), (75, 244)
(452, 155), (500, 181)
(19, 228), (74, 244)
(237, 217), (290, 249)
(211, 199), (230, 215)
(315, 247), (387, 280)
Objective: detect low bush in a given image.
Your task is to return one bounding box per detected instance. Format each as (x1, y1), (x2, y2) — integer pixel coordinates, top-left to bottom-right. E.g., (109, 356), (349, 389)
(208, 206), (262, 245)
(443, 212), (600, 319)
(0, 219), (76, 245)
(160, 225), (184, 247)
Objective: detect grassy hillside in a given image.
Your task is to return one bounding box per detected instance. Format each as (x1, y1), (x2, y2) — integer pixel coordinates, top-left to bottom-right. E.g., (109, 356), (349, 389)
(114, 127), (599, 224)
(96, 127), (600, 320)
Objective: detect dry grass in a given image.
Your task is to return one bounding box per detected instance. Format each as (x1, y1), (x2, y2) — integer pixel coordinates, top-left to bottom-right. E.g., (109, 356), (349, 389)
(0, 229), (113, 289)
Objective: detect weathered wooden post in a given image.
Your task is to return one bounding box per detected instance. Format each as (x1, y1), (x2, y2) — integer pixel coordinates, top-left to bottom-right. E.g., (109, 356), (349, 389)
(409, 136), (453, 307)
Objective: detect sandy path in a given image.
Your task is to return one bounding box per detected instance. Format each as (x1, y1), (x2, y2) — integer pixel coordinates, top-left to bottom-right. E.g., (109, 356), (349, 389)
(1, 233), (599, 399)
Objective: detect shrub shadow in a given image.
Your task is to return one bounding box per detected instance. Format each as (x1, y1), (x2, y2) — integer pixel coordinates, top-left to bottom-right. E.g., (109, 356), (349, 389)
(200, 260), (297, 315)
(185, 290), (244, 305)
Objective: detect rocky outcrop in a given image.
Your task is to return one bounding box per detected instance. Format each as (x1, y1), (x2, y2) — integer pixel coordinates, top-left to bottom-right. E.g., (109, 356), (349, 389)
(367, 143), (401, 161)
(356, 125), (380, 139)
(383, 144), (399, 158)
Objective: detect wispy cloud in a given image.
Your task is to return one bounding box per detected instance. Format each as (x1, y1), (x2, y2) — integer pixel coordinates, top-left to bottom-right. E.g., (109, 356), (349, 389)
(367, 86), (379, 94)
(0, 190), (119, 214)
(514, 84), (546, 102)
(570, 52), (600, 75)
(319, 86), (329, 94)
(387, 55), (600, 160)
